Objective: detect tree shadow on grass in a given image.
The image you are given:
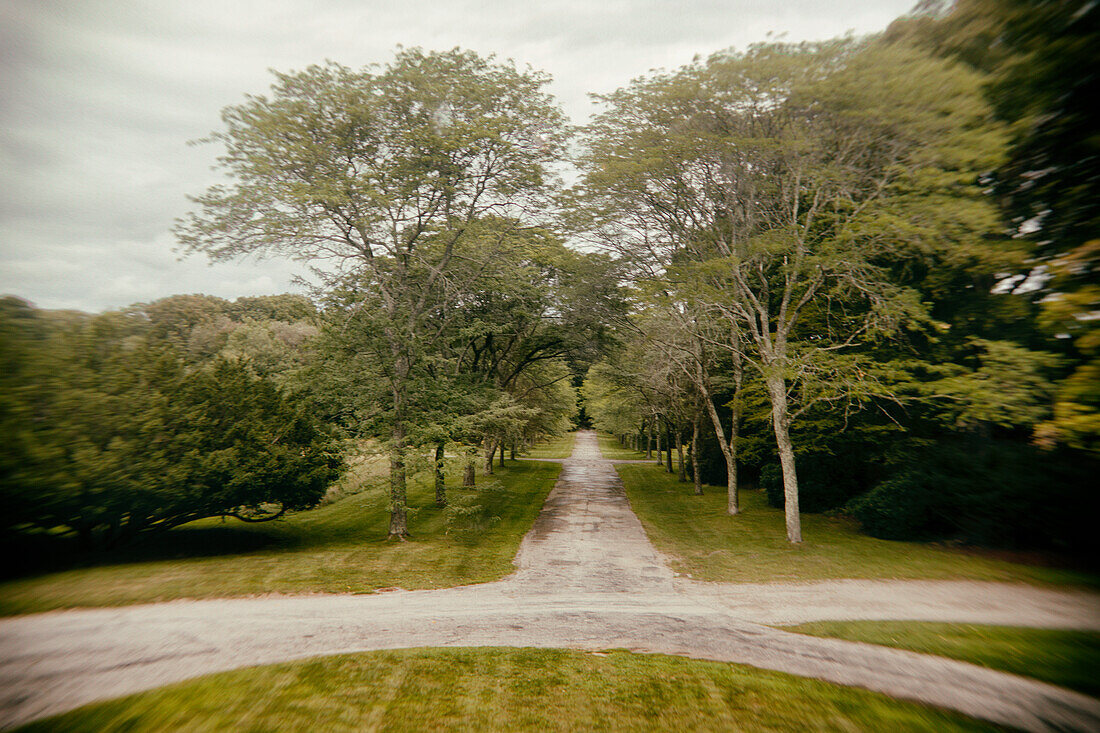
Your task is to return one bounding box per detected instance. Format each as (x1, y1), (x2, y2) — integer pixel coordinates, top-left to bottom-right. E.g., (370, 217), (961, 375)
(0, 522), (288, 581)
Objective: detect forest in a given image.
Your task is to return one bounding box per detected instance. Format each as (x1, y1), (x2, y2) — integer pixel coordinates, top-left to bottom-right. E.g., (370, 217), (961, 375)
(2, 0), (1096, 561)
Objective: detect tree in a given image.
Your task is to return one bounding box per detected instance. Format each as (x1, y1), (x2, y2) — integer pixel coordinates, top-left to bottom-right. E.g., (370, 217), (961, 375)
(177, 49), (568, 537)
(427, 222), (618, 485)
(577, 39), (1009, 542)
(582, 361), (648, 440)
(630, 295), (746, 509)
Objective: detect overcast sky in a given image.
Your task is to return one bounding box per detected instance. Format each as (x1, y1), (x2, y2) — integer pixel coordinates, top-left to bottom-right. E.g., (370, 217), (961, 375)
(1, 0), (915, 313)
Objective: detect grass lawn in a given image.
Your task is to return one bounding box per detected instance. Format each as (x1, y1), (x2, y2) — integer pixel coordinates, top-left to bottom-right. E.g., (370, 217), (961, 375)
(596, 432), (656, 461)
(520, 432), (576, 459)
(16, 647), (999, 733)
(615, 462), (1099, 587)
(0, 457), (560, 616)
(780, 621), (1100, 698)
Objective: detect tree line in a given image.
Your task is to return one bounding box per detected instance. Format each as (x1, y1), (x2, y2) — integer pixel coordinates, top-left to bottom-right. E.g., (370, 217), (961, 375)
(581, 0), (1097, 552)
(3, 1), (1095, 553)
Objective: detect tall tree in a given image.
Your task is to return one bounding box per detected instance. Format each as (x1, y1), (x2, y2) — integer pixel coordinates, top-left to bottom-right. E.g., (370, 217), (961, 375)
(177, 49), (567, 537)
(577, 39), (1009, 542)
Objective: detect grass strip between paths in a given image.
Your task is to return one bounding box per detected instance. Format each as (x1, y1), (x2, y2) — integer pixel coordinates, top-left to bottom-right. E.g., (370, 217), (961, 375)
(613, 458), (1098, 587)
(779, 621), (1100, 698)
(15, 648), (1000, 733)
(520, 433), (576, 460)
(0, 456), (562, 616)
(596, 432), (658, 461)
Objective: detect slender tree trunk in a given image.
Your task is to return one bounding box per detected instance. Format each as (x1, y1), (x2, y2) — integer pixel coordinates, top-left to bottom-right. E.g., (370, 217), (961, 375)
(656, 427), (663, 465)
(691, 413), (702, 496)
(484, 440), (496, 474)
(700, 385), (738, 514)
(434, 442), (446, 507)
(766, 374), (802, 543)
(463, 456), (476, 487)
(727, 397), (740, 517)
(388, 424), (408, 538)
(499, 442), (505, 467)
(388, 364), (409, 537)
(645, 421), (653, 459)
(510, 442), (516, 460)
(693, 338), (742, 515)
(676, 428), (686, 482)
(665, 423), (674, 474)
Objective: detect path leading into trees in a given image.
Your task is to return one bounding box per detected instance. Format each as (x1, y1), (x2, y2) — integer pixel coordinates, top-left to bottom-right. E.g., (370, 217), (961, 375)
(2, 431), (1099, 731)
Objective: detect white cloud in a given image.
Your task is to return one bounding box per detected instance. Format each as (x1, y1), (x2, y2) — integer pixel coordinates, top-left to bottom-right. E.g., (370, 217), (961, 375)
(0, 0), (915, 313)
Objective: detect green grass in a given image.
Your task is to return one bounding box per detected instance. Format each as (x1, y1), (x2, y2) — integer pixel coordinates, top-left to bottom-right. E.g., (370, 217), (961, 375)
(780, 622), (1100, 697)
(596, 432), (655, 460)
(0, 458), (560, 616)
(520, 432), (576, 459)
(616, 462), (1099, 587)
(16, 647), (1000, 732)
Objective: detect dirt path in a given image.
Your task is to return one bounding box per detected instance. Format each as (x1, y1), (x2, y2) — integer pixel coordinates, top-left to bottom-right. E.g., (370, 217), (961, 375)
(509, 431), (676, 595)
(2, 431), (1098, 731)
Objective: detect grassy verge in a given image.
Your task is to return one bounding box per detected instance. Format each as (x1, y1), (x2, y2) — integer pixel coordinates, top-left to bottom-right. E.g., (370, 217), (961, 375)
(0, 458), (560, 616)
(520, 432), (576, 459)
(780, 621), (1100, 697)
(17, 648), (999, 733)
(596, 431), (653, 460)
(616, 463), (1099, 587)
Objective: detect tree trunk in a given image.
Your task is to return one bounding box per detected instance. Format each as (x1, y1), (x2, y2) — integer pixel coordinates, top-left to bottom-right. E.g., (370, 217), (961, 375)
(510, 442), (516, 460)
(484, 440), (496, 475)
(656, 428), (663, 465)
(463, 457), (476, 487)
(499, 442), (505, 467)
(676, 429), (686, 482)
(691, 413), (702, 496)
(701, 387), (738, 515)
(766, 374), (802, 543)
(665, 423), (674, 474)
(646, 421), (653, 458)
(388, 426), (408, 538)
(434, 441), (446, 507)
(388, 350), (410, 538)
(727, 398), (740, 517)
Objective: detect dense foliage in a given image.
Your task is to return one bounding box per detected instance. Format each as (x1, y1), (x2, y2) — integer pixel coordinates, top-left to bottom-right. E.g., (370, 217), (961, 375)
(5, 6), (1096, 556)
(176, 49), (593, 536)
(579, 12), (1099, 554)
(0, 296), (341, 548)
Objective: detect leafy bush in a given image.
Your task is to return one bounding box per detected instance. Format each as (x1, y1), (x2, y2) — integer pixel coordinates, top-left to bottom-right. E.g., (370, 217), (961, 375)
(847, 437), (1098, 553)
(443, 482), (504, 534)
(847, 470), (940, 540)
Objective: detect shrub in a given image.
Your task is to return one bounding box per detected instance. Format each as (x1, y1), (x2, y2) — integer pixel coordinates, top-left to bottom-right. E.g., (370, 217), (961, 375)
(847, 436), (1098, 553)
(847, 470), (939, 540)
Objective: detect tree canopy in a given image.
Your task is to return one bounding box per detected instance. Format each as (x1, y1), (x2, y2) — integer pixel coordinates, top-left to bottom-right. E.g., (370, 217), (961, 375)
(6, 10), (1096, 556)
